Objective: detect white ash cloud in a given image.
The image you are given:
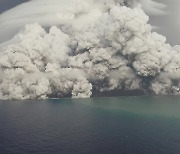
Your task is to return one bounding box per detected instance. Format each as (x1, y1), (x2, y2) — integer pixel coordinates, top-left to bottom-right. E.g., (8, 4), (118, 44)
(0, 0), (166, 43)
(0, 0), (179, 100)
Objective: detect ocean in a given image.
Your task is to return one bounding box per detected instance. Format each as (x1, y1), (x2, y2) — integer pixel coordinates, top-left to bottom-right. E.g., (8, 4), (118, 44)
(0, 96), (180, 154)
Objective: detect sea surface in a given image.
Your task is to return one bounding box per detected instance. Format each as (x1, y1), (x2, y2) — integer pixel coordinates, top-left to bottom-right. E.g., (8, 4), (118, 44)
(0, 96), (180, 154)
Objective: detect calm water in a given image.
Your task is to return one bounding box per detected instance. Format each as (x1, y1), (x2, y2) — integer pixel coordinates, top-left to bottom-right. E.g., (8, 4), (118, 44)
(0, 96), (180, 154)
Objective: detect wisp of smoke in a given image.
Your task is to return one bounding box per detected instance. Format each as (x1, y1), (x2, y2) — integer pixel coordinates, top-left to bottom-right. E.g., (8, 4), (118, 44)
(0, 0), (179, 100)
(127, 0), (167, 15)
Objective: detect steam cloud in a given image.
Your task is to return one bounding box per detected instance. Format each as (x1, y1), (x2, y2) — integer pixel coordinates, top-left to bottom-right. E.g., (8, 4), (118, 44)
(0, 0), (180, 100)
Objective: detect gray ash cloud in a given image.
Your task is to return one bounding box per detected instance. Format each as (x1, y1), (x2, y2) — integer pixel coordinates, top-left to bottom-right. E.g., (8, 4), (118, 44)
(0, 0), (179, 100)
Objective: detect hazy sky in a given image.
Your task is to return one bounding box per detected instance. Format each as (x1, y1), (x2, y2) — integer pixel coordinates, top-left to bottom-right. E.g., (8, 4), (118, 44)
(0, 0), (179, 45)
(150, 0), (180, 45)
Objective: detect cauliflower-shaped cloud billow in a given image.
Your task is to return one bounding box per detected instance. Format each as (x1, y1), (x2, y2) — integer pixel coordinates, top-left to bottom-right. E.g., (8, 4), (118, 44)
(0, 1), (179, 100)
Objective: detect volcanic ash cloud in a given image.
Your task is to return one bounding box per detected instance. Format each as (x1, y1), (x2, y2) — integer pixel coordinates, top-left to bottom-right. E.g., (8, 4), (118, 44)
(0, 1), (180, 100)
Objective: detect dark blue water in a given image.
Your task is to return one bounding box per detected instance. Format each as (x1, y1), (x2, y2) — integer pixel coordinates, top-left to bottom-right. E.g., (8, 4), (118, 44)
(0, 96), (180, 154)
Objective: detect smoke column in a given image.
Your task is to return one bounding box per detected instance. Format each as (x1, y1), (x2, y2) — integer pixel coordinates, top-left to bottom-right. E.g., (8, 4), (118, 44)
(0, 0), (180, 100)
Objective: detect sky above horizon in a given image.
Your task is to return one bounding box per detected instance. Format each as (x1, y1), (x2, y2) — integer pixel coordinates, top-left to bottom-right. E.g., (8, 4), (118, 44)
(0, 0), (179, 45)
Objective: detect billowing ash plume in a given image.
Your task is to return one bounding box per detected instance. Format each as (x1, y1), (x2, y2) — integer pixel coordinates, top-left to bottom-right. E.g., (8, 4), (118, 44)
(0, 0), (179, 100)
(0, 0), (166, 43)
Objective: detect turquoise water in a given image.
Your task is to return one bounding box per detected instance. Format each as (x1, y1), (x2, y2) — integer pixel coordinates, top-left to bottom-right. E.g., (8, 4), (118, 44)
(0, 96), (180, 154)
